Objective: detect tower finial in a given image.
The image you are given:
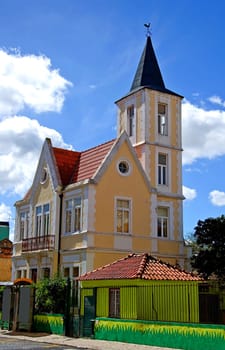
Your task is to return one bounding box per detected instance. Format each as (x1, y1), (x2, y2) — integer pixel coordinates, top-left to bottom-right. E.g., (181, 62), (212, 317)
(144, 23), (151, 37)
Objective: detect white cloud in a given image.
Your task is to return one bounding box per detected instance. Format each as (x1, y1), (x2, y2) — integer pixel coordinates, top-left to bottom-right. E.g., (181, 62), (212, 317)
(0, 203), (12, 221)
(0, 48), (73, 198)
(0, 49), (72, 117)
(208, 95), (225, 108)
(209, 190), (225, 206)
(183, 186), (197, 200)
(182, 99), (225, 164)
(0, 116), (72, 196)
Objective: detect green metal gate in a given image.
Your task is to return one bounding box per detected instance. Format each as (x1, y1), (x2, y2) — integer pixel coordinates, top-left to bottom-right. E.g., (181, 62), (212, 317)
(83, 293), (96, 337)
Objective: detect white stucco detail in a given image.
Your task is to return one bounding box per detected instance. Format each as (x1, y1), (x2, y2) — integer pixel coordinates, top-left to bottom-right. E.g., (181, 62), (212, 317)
(114, 235), (132, 250)
(87, 185), (96, 232)
(145, 90), (150, 142)
(29, 258), (37, 266)
(151, 238), (158, 253)
(150, 193), (158, 237)
(41, 256), (51, 265)
(63, 254), (81, 263)
(15, 259), (27, 268)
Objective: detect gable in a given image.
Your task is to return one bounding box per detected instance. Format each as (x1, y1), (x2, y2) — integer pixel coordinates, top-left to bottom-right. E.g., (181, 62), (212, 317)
(93, 132), (153, 192)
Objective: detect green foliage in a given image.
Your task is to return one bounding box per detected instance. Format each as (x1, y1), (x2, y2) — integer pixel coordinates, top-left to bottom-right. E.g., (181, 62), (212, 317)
(34, 275), (67, 314)
(191, 215), (225, 280)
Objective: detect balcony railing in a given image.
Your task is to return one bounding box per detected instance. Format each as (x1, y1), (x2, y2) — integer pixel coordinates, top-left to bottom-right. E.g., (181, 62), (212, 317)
(22, 235), (55, 252)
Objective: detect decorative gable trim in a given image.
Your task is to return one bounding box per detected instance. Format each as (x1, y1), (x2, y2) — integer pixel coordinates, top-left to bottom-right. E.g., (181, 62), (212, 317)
(93, 131), (155, 193)
(29, 138), (62, 203)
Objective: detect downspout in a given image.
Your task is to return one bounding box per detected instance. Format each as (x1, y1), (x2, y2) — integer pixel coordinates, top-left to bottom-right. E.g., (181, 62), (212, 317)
(57, 193), (63, 274)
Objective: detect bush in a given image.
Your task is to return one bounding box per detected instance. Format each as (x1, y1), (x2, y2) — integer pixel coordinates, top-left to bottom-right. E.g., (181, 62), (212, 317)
(34, 275), (67, 314)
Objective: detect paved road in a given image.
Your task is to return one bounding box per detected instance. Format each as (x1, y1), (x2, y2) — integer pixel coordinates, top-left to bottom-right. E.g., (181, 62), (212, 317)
(0, 336), (88, 350)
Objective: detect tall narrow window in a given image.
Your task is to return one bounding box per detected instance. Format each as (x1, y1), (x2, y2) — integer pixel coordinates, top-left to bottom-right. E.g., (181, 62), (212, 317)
(74, 198), (81, 232)
(19, 211), (29, 240)
(157, 207), (169, 238)
(127, 105), (135, 137)
(43, 204), (50, 236)
(65, 197), (82, 234)
(35, 206), (42, 236)
(116, 199), (130, 233)
(109, 288), (120, 318)
(158, 103), (168, 136)
(65, 199), (73, 233)
(35, 204), (50, 236)
(31, 268), (37, 283)
(158, 153), (168, 185)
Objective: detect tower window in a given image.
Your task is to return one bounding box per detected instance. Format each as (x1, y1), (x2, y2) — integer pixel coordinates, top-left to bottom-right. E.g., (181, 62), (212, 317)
(127, 105), (135, 137)
(158, 153), (168, 185)
(158, 103), (168, 136)
(157, 207), (169, 238)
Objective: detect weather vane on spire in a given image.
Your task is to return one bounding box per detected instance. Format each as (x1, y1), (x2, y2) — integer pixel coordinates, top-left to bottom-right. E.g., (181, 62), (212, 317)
(144, 23), (151, 37)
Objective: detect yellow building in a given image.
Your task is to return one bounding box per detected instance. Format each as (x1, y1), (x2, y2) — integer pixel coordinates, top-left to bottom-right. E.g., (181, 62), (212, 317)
(12, 33), (190, 282)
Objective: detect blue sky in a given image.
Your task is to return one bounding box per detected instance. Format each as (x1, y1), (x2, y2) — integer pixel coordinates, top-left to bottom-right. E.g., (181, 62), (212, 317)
(0, 0), (225, 240)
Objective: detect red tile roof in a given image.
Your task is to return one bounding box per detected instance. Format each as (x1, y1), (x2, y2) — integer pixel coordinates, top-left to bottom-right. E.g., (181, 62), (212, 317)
(53, 147), (80, 186)
(79, 253), (201, 281)
(53, 139), (115, 186)
(71, 139), (115, 183)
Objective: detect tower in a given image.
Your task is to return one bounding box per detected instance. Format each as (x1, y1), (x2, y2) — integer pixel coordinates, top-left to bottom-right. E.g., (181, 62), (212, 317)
(116, 32), (186, 266)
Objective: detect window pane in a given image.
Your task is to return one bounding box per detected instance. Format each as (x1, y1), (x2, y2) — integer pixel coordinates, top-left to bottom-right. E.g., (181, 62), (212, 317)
(117, 209), (123, 232)
(73, 267), (79, 278)
(127, 105), (134, 137)
(163, 219), (168, 237)
(43, 204), (49, 213)
(66, 200), (72, 233)
(157, 207), (169, 238)
(64, 267), (70, 278)
(123, 211), (129, 233)
(20, 213), (25, 240)
(158, 103), (166, 114)
(158, 154), (167, 165)
(74, 198), (81, 232)
(109, 288), (120, 318)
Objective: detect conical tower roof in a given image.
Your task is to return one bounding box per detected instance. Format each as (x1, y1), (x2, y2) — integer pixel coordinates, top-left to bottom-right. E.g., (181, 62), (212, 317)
(130, 35), (166, 92)
(115, 34), (183, 103)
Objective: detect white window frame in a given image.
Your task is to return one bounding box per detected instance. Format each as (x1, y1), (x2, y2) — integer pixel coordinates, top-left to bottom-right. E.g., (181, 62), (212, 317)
(65, 197), (82, 235)
(35, 203), (50, 237)
(127, 105), (135, 137)
(109, 288), (120, 318)
(19, 210), (30, 240)
(115, 198), (131, 234)
(158, 153), (168, 186)
(158, 103), (168, 136)
(157, 207), (169, 238)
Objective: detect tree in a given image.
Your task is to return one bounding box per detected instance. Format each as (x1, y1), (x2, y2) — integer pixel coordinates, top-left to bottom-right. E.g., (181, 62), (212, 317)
(191, 215), (225, 280)
(34, 275), (67, 314)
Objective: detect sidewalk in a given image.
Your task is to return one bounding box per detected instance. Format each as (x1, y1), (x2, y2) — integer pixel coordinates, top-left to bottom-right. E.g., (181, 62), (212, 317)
(0, 330), (181, 350)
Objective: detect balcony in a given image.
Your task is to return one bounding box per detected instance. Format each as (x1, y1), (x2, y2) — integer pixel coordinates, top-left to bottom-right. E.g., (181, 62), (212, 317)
(22, 235), (55, 252)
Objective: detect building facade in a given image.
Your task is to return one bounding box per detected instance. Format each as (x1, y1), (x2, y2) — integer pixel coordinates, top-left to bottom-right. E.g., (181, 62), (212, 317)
(12, 33), (189, 283)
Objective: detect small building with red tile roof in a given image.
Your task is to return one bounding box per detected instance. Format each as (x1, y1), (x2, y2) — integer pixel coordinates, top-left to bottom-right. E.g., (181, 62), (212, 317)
(79, 253), (201, 335)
